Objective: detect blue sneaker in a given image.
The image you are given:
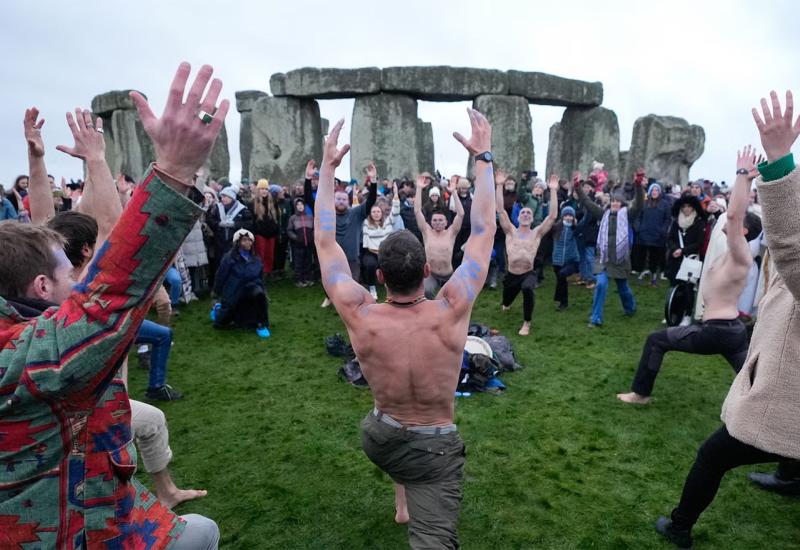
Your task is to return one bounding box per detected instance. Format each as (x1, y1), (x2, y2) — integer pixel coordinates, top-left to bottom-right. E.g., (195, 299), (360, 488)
(210, 303), (220, 322)
(256, 325), (271, 338)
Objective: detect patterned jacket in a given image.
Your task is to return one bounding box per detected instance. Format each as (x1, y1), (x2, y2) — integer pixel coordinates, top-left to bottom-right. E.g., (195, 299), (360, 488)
(0, 168), (202, 549)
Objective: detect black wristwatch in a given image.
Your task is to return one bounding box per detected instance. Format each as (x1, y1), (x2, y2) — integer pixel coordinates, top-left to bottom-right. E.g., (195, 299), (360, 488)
(735, 168), (749, 176)
(475, 151), (494, 163)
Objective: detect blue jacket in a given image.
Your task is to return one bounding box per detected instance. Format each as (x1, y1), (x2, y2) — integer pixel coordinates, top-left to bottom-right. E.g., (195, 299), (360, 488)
(636, 198), (672, 247)
(0, 197), (17, 220)
(214, 248), (264, 307)
(552, 221), (580, 266)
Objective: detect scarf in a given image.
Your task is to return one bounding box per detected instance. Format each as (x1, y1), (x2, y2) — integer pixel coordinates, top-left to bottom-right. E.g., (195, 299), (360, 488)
(597, 207), (629, 263)
(217, 200), (245, 228)
(678, 210), (697, 230)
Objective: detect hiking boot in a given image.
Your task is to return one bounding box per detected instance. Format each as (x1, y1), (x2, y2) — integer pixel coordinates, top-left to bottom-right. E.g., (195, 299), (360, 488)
(146, 384), (184, 401)
(137, 351), (151, 370)
(655, 516), (693, 549)
(256, 325), (271, 339)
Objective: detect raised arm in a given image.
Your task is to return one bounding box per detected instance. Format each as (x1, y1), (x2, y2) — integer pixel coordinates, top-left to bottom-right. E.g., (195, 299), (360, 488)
(449, 180), (465, 234)
(494, 169), (514, 234)
(304, 159), (317, 212)
(574, 177), (603, 218)
(24, 108), (55, 224)
(726, 146), (760, 267)
(414, 174), (430, 236)
(57, 109), (121, 245)
(314, 120), (371, 314)
(751, 89), (800, 299)
(440, 109), (496, 313)
(627, 177), (645, 218)
(21, 62), (229, 399)
(535, 174), (560, 236)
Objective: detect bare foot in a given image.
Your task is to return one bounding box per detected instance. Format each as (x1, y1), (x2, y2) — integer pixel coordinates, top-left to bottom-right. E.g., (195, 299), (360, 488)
(394, 483), (409, 524)
(518, 322), (530, 336)
(159, 488), (208, 509)
(616, 392), (651, 405)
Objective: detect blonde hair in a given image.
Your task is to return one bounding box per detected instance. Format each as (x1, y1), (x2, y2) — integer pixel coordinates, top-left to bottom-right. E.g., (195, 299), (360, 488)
(253, 190), (277, 222)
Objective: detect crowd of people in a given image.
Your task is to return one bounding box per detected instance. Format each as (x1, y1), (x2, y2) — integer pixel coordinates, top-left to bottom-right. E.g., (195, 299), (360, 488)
(0, 61), (798, 550)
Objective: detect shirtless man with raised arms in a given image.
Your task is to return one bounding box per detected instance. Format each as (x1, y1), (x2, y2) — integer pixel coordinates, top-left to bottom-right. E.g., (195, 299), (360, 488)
(414, 174), (465, 298)
(314, 110), (495, 549)
(496, 172), (558, 335)
(617, 145), (763, 405)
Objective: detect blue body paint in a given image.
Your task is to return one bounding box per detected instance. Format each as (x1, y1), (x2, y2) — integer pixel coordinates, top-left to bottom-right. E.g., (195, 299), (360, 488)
(319, 210), (336, 232)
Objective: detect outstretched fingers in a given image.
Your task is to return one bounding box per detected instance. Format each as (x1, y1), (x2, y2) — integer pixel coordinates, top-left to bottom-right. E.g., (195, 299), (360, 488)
(770, 90), (783, 121)
(760, 96), (773, 124)
(185, 65), (214, 111)
(200, 78), (223, 115)
(207, 99), (229, 135)
(65, 111), (80, 136)
(166, 62), (192, 112)
(334, 144), (351, 165)
(130, 91), (157, 132)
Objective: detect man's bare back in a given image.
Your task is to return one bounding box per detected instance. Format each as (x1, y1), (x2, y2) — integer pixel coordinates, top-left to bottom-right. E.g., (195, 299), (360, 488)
(702, 252), (750, 321)
(347, 300), (468, 425)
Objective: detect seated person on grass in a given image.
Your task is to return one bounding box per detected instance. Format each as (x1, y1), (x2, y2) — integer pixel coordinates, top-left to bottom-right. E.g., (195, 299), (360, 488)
(315, 110), (496, 549)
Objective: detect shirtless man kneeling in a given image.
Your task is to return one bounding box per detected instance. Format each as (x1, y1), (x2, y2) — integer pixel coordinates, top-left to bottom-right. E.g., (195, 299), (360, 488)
(496, 172), (558, 335)
(617, 146), (763, 404)
(414, 174), (465, 298)
(315, 110), (495, 549)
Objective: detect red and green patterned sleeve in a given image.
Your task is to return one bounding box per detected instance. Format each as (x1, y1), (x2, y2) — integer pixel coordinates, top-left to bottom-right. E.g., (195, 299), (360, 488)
(20, 166), (203, 403)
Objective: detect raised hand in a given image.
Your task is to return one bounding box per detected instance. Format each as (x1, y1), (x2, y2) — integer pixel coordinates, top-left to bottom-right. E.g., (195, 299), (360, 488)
(56, 109), (105, 161)
(448, 175), (458, 193)
(736, 145), (760, 180)
(305, 159), (317, 179)
(548, 174), (560, 191)
(365, 162), (378, 182)
(24, 108), (45, 158)
(322, 119), (350, 169)
(416, 174), (430, 189)
(130, 62), (230, 184)
(453, 108), (491, 156)
(494, 168), (508, 187)
(752, 90), (800, 162)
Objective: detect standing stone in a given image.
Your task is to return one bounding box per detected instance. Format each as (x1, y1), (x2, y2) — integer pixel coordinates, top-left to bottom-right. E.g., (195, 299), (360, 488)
(619, 151), (630, 180)
(204, 123), (230, 182)
(625, 115), (705, 190)
(270, 67), (381, 99)
(248, 96), (323, 184)
(545, 122), (564, 182)
(548, 106), (620, 182)
(91, 91), (154, 181)
(417, 120), (435, 175)
(381, 66), (508, 101)
(236, 91), (268, 181)
(467, 95), (533, 179)
(351, 93), (420, 181)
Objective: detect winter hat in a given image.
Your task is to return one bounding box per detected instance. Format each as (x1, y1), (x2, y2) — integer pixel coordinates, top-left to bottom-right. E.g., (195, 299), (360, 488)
(256, 179), (269, 190)
(220, 187), (238, 201)
(561, 206), (576, 218)
(269, 184), (282, 195)
(611, 191), (628, 205)
(429, 187), (441, 197)
(232, 228), (254, 244)
(534, 180), (547, 190)
(647, 183), (662, 197)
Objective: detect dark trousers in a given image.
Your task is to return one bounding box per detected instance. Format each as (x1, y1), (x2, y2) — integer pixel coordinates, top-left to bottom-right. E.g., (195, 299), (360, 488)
(671, 425), (790, 530)
(553, 262), (580, 306)
(214, 285), (269, 329)
(632, 243), (666, 273)
(502, 270), (536, 322)
(274, 237), (288, 272)
(631, 319), (749, 396)
(362, 251), (379, 286)
(291, 244), (313, 283)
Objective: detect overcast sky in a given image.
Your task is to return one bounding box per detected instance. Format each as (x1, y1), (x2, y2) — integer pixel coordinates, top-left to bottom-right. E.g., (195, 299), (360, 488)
(2, 0), (797, 187)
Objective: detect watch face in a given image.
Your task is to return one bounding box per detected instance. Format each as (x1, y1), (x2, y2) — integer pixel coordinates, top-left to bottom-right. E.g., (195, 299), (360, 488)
(484, 152), (493, 162)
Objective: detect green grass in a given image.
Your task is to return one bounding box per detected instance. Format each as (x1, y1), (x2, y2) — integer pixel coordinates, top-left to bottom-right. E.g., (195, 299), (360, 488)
(128, 275), (798, 549)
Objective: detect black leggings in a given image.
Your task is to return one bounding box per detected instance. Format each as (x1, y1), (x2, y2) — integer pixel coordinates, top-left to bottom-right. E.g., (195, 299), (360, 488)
(631, 319), (749, 396)
(553, 262), (579, 306)
(502, 271), (536, 321)
(361, 251), (379, 286)
(671, 425), (790, 530)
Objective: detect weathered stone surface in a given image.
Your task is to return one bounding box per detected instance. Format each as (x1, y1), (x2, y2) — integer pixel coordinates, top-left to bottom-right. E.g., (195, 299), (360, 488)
(320, 118), (329, 135)
(625, 115), (705, 189)
(417, 120), (434, 174)
(91, 90), (140, 116)
(547, 107), (620, 182)
(545, 122), (564, 182)
(249, 96), (323, 184)
(236, 90), (268, 113)
(507, 71), (603, 107)
(351, 94), (420, 180)
(205, 123), (230, 182)
(381, 66), (508, 102)
(236, 91), (268, 180)
(102, 109), (156, 182)
(467, 95), (533, 179)
(271, 67), (381, 99)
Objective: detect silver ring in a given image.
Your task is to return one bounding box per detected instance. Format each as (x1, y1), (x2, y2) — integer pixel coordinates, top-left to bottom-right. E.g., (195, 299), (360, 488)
(86, 122), (95, 128)
(199, 110), (214, 124)
(96, 127), (104, 134)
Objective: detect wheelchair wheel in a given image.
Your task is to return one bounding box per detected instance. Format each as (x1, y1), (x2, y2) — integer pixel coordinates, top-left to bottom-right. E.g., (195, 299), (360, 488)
(665, 283), (693, 327)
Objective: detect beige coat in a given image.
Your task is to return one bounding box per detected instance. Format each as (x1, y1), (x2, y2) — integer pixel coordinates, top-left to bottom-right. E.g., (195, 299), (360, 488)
(722, 167), (800, 459)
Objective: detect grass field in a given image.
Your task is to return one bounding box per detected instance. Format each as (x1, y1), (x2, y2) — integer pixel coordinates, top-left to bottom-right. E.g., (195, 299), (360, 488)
(128, 274), (799, 549)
